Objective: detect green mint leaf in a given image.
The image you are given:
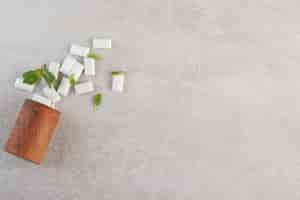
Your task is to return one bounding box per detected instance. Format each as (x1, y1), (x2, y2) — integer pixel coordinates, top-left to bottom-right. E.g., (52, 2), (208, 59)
(93, 93), (102, 111)
(41, 68), (56, 88)
(87, 53), (102, 61)
(111, 71), (124, 76)
(22, 69), (43, 85)
(68, 73), (76, 87)
(53, 73), (63, 90)
(36, 68), (43, 76)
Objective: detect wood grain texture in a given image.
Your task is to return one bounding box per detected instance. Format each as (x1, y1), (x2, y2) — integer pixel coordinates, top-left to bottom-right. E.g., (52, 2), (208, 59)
(5, 99), (60, 164)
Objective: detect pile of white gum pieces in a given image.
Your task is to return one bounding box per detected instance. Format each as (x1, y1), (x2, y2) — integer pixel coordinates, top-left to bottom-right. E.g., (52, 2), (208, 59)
(14, 38), (126, 109)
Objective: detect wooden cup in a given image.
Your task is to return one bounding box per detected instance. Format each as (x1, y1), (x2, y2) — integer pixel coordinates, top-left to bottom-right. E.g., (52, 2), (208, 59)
(5, 99), (60, 164)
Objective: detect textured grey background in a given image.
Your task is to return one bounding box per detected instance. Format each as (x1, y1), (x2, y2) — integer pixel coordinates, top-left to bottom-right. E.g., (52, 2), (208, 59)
(1, 0), (300, 199)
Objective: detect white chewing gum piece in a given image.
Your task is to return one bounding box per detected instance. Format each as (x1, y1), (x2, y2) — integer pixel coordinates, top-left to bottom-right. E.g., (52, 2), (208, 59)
(92, 38), (112, 49)
(74, 81), (94, 95)
(70, 44), (90, 57)
(84, 58), (95, 76)
(42, 87), (61, 103)
(14, 78), (35, 92)
(57, 77), (71, 96)
(112, 73), (125, 92)
(60, 55), (76, 75)
(69, 61), (84, 81)
(31, 94), (52, 107)
(48, 62), (60, 79)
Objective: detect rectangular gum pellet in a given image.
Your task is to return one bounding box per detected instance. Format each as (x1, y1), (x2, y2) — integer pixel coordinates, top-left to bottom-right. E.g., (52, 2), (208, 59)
(57, 77), (71, 96)
(69, 61), (84, 81)
(14, 78), (35, 92)
(84, 58), (95, 76)
(60, 55), (76, 75)
(70, 44), (90, 57)
(48, 62), (60, 79)
(42, 87), (61, 103)
(112, 73), (125, 92)
(75, 81), (94, 95)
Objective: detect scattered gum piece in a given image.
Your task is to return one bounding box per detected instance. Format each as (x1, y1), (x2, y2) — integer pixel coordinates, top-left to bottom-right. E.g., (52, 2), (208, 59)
(70, 44), (90, 57)
(43, 87), (61, 103)
(93, 38), (112, 49)
(75, 81), (94, 95)
(14, 78), (35, 92)
(57, 77), (71, 96)
(69, 61), (84, 81)
(48, 62), (60, 79)
(60, 55), (76, 75)
(112, 72), (125, 92)
(84, 58), (95, 76)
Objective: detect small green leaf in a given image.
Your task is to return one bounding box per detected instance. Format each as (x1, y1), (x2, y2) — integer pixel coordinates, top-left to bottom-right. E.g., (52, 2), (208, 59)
(111, 71), (124, 76)
(35, 68), (43, 77)
(53, 73), (63, 90)
(22, 66), (56, 87)
(22, 69), (43, 85)
(87, 53), (102, 61)
(68, 73), (76, 87)
(93, 93), (102, 111)
(41, 68), (56, 88)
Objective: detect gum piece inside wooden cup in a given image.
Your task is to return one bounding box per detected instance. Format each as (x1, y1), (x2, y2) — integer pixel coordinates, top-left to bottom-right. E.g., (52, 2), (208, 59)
(5, 99), (60, 164)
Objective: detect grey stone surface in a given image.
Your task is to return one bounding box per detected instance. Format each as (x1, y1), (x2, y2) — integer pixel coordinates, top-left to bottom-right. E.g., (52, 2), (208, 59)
(1, 0), (300, 199)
